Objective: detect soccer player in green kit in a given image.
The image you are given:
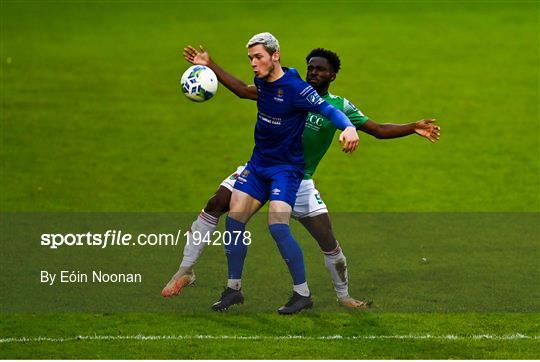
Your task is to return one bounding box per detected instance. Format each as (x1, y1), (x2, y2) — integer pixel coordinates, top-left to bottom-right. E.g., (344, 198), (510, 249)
(162, 46), (440, 309)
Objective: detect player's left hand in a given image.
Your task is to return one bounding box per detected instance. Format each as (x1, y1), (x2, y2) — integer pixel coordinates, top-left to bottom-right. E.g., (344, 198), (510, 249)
(183, 45), (211, 66)
(414, 118), (440, 142)
(339, 126), (359, 153)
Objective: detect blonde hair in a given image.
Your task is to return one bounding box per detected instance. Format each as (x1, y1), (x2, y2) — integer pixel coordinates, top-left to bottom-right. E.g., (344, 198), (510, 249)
(246, 32), (280, 54)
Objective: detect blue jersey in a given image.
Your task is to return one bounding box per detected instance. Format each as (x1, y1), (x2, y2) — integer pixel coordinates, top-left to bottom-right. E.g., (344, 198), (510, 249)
(251, 67), (348, 170)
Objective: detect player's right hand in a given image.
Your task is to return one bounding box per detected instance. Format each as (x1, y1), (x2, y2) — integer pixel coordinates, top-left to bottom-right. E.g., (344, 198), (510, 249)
(183, 45), (211, 66)
(339, 126), (359, 153)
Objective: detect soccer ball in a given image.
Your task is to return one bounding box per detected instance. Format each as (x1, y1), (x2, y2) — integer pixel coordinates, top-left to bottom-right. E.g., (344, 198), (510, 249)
(180, 65), (218, 102)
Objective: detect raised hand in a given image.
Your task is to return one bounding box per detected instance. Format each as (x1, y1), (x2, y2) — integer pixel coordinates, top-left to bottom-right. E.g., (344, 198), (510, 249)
(183, 45), (211, 66)
(414, 119), (440, 142)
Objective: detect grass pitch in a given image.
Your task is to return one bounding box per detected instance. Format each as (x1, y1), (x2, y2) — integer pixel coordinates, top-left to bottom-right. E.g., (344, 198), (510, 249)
(1, 0), (539, 359)
(2, 313), (538, 359)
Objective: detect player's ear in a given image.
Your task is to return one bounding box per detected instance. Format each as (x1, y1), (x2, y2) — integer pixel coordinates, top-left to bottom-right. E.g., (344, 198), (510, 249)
(272, 50), (280, 62)
(330, 73), (337, 82)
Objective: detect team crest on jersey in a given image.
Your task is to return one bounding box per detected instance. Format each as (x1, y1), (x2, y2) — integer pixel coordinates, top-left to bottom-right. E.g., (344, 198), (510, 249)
(236, 169), (250, 184)
(274, 88), (284, 102)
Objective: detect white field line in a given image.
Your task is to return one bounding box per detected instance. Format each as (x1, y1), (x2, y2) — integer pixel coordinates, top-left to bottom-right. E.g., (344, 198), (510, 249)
(0, 334), (538, 344)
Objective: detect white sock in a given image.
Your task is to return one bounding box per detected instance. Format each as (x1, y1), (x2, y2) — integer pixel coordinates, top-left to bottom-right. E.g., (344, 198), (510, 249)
(180, 210), (218, 268)
(293, 281), (310, 297)
(324, 243), (349, 299)
(227, 279), (242, 290)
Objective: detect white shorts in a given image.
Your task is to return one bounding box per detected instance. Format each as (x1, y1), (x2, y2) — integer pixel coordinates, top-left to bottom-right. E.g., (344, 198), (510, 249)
(219, 165), (246, 192)
(220, 165), (328, 219)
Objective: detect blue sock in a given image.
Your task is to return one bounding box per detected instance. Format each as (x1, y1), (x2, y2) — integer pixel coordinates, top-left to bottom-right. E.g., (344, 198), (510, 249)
(224, 216), (248, 280)
(268, 223), (306, 285)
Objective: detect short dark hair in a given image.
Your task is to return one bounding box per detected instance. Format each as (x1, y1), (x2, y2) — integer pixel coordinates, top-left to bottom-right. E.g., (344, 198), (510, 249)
(305, 48), (341, 73)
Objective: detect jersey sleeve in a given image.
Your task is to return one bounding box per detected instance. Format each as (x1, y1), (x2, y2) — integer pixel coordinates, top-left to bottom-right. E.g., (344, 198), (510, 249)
(293, 84), (326, 111)
(343, 98), (369, 129)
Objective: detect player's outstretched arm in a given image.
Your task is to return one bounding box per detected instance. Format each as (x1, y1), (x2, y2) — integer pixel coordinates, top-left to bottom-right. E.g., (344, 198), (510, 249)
(183, 45), (258, 100)
(359, 119), (440, 142)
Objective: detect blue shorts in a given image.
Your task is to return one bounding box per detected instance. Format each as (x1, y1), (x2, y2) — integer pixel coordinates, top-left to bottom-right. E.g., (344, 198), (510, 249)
(233, 162), (303, 207)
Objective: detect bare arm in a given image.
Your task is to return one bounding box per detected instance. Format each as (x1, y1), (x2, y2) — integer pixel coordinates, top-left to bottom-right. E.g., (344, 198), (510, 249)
(183, 45), (258, 100)
(359, 119), (440, 142)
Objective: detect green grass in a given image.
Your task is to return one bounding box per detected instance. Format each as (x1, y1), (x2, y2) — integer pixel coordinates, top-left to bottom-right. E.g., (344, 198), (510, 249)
(1, 313), (539, 359)
(1, 0), (539, 359)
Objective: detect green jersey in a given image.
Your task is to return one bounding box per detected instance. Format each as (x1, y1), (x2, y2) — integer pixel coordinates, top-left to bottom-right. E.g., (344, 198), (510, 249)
(302, 92), (368, 179)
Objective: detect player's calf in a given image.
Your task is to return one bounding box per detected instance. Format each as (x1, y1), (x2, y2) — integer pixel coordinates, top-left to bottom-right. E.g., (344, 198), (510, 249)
(323, 246), (349, 295)
(324, 251), (373, 310)
(162, 186), (231, 298)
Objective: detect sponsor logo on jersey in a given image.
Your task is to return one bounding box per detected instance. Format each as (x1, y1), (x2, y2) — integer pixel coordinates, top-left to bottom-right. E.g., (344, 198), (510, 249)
(272, 188), (281, 195)
(259, 112), (282, 125)
(305, 113), (325, 131)
(307, 92), (324, 105)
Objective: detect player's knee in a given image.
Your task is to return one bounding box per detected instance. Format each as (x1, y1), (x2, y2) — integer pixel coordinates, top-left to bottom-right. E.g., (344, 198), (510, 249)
(268, 200), (292, 213)
(268, 214), (290, 225)
(205, 196), (227, 213)
(268, 201), (292, 224)
(316, 232), (338, 252)
(301, 214), (337, 252)
(205, 188), (231, 214)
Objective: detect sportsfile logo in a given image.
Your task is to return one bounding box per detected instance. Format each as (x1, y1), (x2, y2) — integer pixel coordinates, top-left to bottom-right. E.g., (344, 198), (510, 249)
(39, 229), (253, 250)
(40, 230), (185, 249)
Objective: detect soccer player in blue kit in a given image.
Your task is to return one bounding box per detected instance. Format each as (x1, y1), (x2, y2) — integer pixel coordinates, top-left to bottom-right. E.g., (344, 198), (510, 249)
(212, 33), (360, 314)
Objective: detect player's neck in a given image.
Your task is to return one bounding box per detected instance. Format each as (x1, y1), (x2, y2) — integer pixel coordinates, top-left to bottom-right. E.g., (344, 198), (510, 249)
(266, 64), (285, 83)
(315, 86), (329, 96)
